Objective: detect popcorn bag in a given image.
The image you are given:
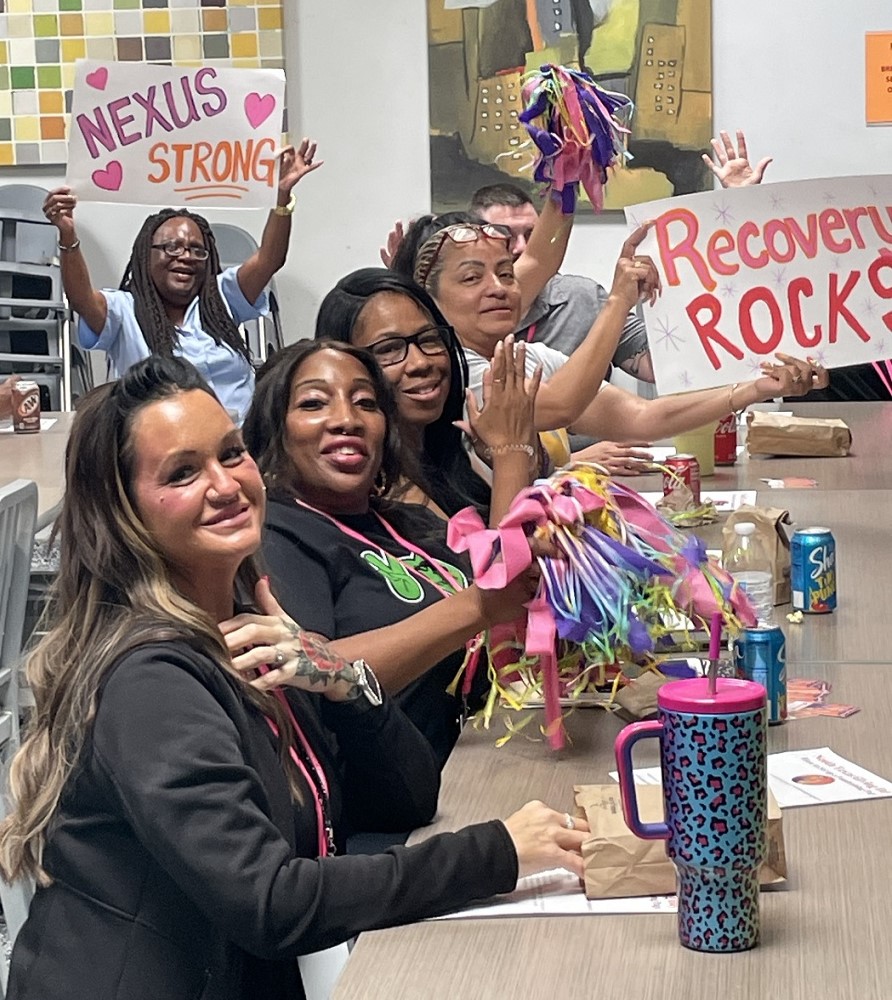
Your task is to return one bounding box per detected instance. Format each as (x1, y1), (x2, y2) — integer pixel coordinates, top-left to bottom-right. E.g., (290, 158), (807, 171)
(573, 784), (787, 900)
(722, 505), (792, 606)
(746, 412), (852, 457)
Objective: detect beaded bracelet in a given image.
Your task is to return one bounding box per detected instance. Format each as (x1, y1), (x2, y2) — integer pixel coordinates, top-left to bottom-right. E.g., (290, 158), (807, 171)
(483, 443), (536, 460)
(58, 240), (81, 252)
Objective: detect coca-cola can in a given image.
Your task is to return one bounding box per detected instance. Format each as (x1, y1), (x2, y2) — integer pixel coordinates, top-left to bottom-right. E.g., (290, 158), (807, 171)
(662, 453), (701, 503)
(714, 413), (737, 465)
(12, 379), (41, 434)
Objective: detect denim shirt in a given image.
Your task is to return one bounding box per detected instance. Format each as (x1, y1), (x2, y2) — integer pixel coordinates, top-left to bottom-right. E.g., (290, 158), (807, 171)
(77, 265), (267, 423)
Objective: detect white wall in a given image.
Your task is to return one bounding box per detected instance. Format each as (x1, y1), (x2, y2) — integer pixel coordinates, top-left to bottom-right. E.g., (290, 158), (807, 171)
(4, 0), (892, 351)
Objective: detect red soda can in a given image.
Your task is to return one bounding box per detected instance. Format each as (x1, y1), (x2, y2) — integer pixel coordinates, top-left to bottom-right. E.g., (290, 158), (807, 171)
(12, 379), (41, 434)
(662, 453), (701, 503)
(714, 413), (737, 465)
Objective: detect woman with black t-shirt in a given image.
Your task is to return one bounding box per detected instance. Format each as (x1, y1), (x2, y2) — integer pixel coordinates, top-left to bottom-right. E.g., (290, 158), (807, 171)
(243, 339), (540, 766)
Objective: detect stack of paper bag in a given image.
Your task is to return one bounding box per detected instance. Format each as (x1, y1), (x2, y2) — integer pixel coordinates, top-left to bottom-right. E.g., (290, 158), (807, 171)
(574, 783), (787, 899)
(746, 411), (851, 457)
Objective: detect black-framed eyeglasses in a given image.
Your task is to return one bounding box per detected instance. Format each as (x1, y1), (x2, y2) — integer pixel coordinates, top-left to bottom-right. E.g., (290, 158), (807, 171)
(367, 326), (452, 367)
(151, 240), (210, 261)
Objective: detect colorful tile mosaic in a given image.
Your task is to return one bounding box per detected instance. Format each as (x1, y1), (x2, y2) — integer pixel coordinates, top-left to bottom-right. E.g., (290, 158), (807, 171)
(0, 0), (284, 167)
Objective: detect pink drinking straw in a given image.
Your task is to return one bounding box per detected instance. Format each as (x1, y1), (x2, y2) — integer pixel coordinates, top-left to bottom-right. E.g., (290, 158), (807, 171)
(708, 612), (723, 695)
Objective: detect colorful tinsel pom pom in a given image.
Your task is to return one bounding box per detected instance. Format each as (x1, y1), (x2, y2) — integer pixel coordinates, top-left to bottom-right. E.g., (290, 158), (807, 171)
(519, 63), (633, 213)
(448, 464), (756, 750)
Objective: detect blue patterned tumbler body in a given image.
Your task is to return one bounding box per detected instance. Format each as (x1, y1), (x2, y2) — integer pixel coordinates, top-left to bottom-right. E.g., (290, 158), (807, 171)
(615, 677), (767, 952)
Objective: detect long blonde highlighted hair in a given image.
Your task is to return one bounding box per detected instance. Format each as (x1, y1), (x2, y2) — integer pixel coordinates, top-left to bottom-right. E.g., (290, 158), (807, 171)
(0, 357), (302, 885)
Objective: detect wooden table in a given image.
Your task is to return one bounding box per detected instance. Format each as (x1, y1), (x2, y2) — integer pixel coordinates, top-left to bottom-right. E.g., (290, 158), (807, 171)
(335, 661), (892, 1000)
(0, 412), (73, 528)
(632, 401), (891, 493)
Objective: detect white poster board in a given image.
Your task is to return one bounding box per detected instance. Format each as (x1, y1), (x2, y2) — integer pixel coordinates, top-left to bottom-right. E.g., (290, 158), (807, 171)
(67, 60), (286, 210)
(625, 175), (892, 395)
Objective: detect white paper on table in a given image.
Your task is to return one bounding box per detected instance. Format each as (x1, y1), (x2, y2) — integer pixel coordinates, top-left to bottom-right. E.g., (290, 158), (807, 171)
(639, 489), (756, 512)
(764, 747), (892, 807)
(434, 868), (677, 920)
(0, 417), (57, 433)
(610, 747), (892, 809)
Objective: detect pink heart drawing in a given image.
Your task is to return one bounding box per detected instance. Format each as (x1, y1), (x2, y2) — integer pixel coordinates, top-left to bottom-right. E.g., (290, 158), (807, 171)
(86, 66), (108, 90)
(91, 161), (123, 192)
(244, 92), (276, 129)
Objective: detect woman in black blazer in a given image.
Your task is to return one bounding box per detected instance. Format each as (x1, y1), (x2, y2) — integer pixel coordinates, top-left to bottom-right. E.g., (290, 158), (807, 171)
(0, 356), (588, 1000)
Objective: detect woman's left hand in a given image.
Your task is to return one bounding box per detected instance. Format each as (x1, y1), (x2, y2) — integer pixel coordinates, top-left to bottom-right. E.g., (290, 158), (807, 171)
(754, 352), (829, 398)
(278, 137), (323, 195)
(219, 578), (361, 700)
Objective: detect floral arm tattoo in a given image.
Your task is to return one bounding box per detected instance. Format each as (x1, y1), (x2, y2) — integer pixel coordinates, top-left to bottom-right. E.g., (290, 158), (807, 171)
(279, 618), (362, 698)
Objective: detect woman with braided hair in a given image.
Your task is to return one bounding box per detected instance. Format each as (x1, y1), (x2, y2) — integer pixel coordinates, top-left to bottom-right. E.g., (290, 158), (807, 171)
(43, 138), (321, 422)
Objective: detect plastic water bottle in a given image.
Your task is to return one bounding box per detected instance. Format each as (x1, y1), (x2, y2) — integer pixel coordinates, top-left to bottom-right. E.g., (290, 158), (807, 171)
(726, 522), (775, 628)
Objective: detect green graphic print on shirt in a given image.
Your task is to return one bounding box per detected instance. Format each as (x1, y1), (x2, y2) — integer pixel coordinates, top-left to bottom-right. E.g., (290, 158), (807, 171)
(360, 549), (468, 604)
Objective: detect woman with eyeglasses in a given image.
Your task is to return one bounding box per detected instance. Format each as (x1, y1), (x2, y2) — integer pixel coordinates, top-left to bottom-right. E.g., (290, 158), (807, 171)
(243, 338), (543, 767)
(315, 268), (542, 525)
(392, 212), (830, 463)
(42, 139), (321, 423)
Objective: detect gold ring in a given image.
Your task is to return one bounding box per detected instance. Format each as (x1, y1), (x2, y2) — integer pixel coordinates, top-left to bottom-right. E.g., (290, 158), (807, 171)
(273, 648), (286, 667)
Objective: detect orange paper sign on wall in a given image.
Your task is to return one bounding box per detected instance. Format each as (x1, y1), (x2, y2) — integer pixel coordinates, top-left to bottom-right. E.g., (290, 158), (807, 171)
(866, 32), (892, 125)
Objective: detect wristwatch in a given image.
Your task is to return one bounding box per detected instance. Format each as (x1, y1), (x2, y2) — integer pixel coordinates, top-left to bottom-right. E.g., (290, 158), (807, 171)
(351, 659), (383, 706)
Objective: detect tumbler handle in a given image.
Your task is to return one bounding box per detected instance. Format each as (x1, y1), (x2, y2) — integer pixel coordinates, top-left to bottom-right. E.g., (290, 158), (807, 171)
(613, 720), (669, 840)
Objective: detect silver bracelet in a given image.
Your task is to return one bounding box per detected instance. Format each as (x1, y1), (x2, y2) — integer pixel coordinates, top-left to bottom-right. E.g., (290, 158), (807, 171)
(58, 240), (81, 252)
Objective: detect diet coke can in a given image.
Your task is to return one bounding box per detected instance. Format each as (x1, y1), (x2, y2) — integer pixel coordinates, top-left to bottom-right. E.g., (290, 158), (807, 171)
(714, 413), (737, 465)
(662, 453), (700, 503)
(12, 379), (41, 434)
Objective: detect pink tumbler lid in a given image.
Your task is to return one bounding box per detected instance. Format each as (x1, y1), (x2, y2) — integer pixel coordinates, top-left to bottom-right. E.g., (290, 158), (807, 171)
(657, 677), (766, 714)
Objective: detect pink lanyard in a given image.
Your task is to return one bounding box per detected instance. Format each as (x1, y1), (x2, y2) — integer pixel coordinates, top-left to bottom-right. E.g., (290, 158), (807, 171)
(294, 498), (467, 598)
(261, 673), (334, 857)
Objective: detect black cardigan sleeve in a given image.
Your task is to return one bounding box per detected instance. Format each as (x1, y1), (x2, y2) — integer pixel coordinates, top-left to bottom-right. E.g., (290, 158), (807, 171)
(318, 693), (440, 833)
(92, 646), (518, 959)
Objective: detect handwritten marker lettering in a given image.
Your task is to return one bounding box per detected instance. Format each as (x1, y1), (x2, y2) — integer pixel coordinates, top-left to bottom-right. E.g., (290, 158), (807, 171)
(69, 62), (285, 208)
(76, 68), (228, 160)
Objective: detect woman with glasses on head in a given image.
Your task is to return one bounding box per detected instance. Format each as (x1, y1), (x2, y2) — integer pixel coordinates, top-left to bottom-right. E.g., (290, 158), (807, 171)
(244, 338), (543, 767)
(392, 212), (830, 463)
(42, 138), (321, 423)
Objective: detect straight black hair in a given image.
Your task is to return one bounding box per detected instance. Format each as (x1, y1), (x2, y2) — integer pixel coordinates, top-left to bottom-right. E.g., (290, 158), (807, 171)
(314, 268), (491, 519)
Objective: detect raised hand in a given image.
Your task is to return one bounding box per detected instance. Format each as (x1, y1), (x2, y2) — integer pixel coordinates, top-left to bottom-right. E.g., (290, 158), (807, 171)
(380, 220), (405, 267)
(277, 137), (322, 195)
(42, 186), (78, 243)
(611, 223), (661, 311)
(502, 800), (590, 879)
(455, 334), (542, 464)
(702, 129), (773, 188)
(220, 578), (361, 700)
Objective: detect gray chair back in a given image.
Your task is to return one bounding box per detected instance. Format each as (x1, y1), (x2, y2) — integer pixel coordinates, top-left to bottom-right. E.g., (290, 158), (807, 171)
(0, 479), (38, 998)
